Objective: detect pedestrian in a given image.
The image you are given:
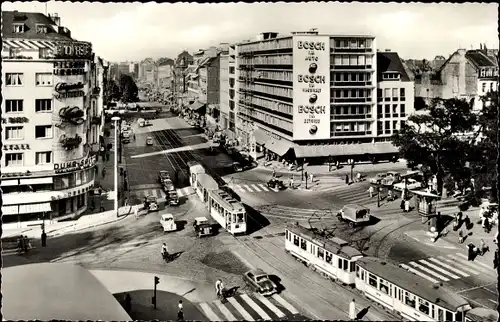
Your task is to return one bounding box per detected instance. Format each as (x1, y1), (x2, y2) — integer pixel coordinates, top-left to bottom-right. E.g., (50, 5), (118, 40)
(349, 299), (356, 321)
(345, 174), (349, 185)
(125, 293), (132, 313)
(368, 186), (374, 198)
(290, 176), (294, 189)
(177, 300), (184, 321)
(310, 173), (314, 183)
(458, 228), (464, 244)
(272, 169), (276, 178)
(134, 205), (139, 219)
(480, 239), (488, 255)
(467, 243), (474, 261)
(305, 171), (308, 182)
(41, 231), (47, 247)
(23, 236), (29, 252)
(400, 198), (405, 210)
(404, 199), (410, 213)
(101, 167), (106, 179)
(106, 151), (110, 162)
(356, 172), (361, 183)
(133, 133), (136, 141)
(483, 217), (491, 233)
(494, 249), (499, 269)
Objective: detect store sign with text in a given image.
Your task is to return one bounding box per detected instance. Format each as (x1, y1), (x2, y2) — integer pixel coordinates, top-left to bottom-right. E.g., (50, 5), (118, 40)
(292, 36), (331, 140)
(54, 41), (93, 60)
(54, 155), (97, 174)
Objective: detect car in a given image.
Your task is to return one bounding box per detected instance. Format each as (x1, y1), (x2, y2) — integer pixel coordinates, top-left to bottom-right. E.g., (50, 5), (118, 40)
(144, 119), (152, 126)
(337, 204), (371, 228)
(158, 170), (171, 183)
(381, 171), (401, 186)
(370, 173), (387, 184)
(146, 136), (154, 145)
(162, 179), (175, 192)
(393, 178), (422, 192)
(193, 216), (214, 238)
(243, 269), (277, 296)
(160, 213), (177, 232)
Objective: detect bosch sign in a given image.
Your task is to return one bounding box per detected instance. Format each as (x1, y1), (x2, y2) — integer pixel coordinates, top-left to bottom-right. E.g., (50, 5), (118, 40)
(297, 41), (326, 51)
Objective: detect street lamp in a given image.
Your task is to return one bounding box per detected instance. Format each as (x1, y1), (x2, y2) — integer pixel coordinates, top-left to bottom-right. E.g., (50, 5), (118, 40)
(111, 116), (121, 217)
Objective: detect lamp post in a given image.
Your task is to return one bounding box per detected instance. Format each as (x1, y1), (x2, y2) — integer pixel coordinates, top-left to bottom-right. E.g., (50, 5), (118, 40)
(111, 116), (121, 217)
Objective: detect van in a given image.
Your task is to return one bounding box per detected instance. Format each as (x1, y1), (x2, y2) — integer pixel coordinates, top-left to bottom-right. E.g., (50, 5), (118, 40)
(337, 204), (371, 228)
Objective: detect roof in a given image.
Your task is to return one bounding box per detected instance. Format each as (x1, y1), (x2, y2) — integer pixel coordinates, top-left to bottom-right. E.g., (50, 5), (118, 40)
(286, 222), (363, 260)
(248, 268), (267, 276)
(162, 213), (174, 219)
(210, 189), (245, 211)
(2, 263), (131, 321)
(465, 50), (498, 68)
(356, 257), (470, 312)
(196, 173), (219, 190)
(1, 11), (73, 41)
(376, 52), (411, 82)
(343, 204), (369, 211)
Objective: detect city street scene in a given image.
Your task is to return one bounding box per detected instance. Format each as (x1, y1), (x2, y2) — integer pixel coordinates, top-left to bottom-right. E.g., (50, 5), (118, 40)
(1, 2), (498, 321)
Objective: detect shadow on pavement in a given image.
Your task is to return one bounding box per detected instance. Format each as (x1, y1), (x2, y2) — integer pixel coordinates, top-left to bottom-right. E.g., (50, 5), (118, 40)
(115, 290), (206, 321)
(268, 275), (285, 293)
(244, 204), (271, 235)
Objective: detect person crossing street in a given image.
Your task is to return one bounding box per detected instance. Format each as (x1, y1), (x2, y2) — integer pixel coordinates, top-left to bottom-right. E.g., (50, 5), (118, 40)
(368, 186), (374, 198)
(349, 299), (356, 321)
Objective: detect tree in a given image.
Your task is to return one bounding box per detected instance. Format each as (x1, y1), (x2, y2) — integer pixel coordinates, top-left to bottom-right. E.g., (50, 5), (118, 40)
(104, 79), (122, 103)
(157, 57), (174, 66)
(392, 97), (478, 194)
(118, 74), (139, 103)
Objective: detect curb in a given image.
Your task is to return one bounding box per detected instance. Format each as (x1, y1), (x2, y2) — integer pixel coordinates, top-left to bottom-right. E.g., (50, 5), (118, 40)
(405, 233), (459, 250)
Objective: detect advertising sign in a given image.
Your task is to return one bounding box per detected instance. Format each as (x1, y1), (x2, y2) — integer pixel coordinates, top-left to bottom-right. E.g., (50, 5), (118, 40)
(292, 36), (331, 140)
(54, 155), (97, 174)
(54, 41), (93, 60)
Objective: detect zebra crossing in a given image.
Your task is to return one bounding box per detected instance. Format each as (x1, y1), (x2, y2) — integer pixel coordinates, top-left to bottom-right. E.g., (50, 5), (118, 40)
(228, 183), (280, 194)
(197, 292), (300, 321)
(132, 186), (194, 200)
(312, 176), (347, 192)
(399, 252), (496, 284)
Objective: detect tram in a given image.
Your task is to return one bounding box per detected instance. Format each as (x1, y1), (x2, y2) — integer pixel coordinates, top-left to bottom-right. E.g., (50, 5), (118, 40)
(285, 222), (363, 285)
(188, 161), (205, 187)
(356, 257), (471, 322)
(194, 173), (218, 203)
(208, 189), (247, 235)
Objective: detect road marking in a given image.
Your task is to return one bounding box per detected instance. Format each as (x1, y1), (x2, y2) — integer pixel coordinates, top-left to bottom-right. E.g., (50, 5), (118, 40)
(271, 294), (299, 315)
(233, 185), (246, 192)
(199, 302), (222, 321)
(418, 259), (460, 279)
(214, 299), (236, 321)
(240, 294), (271, 320)
(409, 261), (450, 281)
(227, 297), (254, 321)
(243, 185), (254, 192)
(428, 258), (470, 277)
(439, 255), (479, 275)
(251, 184), (262, 192)
(258, 183), (270, 192)
(454, 252), (494, 271)
(270, 187), (279, 192)
(399, 263), (439, 284)
(255, 293), (285, 318)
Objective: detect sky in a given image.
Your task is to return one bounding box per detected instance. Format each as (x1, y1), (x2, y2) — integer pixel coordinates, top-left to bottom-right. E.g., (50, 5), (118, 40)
(2, 2), (498, 62)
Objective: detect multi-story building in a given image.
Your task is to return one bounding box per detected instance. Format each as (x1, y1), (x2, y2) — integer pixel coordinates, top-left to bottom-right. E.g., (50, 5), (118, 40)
(1, 11), (103, 227)
(236, 30), (403, 162)
(128, 61), (139, 78)
(228, 44), (237, 134)
(157, 64), (173, 88)
(219, 46), (230, 130)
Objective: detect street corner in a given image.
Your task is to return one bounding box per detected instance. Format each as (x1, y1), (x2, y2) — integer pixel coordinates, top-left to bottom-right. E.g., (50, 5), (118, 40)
(404, 230), (459, 249)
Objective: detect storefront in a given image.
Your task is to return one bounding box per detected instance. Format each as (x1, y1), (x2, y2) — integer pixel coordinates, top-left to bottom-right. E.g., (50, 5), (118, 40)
(253, 129), (294, 162)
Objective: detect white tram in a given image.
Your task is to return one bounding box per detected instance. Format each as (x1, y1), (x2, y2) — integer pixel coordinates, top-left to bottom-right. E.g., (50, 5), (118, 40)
(188, 161), (206, 188)
(194, 174), (219, 203)
(355, 257), (471, 322)
(284, 223), (363, 285)
(208, 189), (247, 235)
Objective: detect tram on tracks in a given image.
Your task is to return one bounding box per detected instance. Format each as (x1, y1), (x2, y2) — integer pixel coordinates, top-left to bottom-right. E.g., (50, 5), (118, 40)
(284, 223), (472, 321)
(194, 174), (218, 203)
(208, 189), (247, 235)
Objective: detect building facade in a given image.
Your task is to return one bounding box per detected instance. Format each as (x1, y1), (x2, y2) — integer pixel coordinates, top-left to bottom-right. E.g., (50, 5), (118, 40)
(1, 11), (103, 227)
(235, 31), (404, 162)
(219, 48), (230, 130)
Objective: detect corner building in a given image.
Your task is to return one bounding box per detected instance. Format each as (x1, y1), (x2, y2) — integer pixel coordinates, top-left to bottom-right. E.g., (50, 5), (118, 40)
(236, 31), (405, 163)
(1, 11), (103, 227)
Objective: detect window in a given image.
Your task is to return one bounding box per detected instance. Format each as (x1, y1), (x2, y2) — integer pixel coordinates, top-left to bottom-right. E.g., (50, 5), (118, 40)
(404, 292), (416, 308)
(6, 73), (24, 86)
(490, 82), (494, 92)
(418, 298), (430, 315)
(334, 55), (342, 65)
(36, 151), (52, 165)
(385, 104), (390, 115)
(384, 88), (390, 98)
(342, 55), (349, 65)
(35, 125), (53, 139)
(400, 104), (405, 117)
(385, 121), (390, 134)
(349, 39), (358, 48)
(392, 104), (398, 114)
(358, 55), (365, 65)
(5, 153), (23, 166)
(292, 234), (298, 247)
(401, 120), (406, 128)
(349, 55), (357, 66)
(482, 83), (487, 93)
(393, 121), (398, 133)
(368, 273), (377, 287)
(335, 73), (342, 81)
(325, 251), (332, 264)
(12, 23), (25, 33)
(35, 73), (53, 86)
(377, 104), (382, 115)
(379, 278), (389, 294)
(445, 311), (453, 321)
(300, 238), (307, 250)
(5, 126), (24, 140)
(317, 247), (324, 260)
(400, 88), (405, 98)
(35, 99), (52, 112)
(392, 88), (398, 99)
(343, 259), (348, 271)
(36, 24), (47, 33)
(349, 261), (355, 272)
(5, 99), (23, 113)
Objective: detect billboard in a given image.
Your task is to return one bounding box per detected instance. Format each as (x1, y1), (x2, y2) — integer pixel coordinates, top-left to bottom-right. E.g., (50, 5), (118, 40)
(292, 35), (331, 140)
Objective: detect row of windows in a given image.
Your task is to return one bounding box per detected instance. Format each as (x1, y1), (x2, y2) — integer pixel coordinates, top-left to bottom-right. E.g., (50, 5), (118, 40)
(332, 38), (373, 49)
(333, 89), (372, 98)
(242, 83), (293, 99)
(5, 73), (54, 87)
(210, 198), (245, 223)
(334, 105), (372, 115)
(480, 68), (498, 77)
(333, 55), (374, 66)
(286, 230), (355, 272)
(4, 151), (52, 166)
(377, 104), (406, 117)
(333, 72), (372, 82)
(246, 95), (293, 115)
(239, 55), (293, 65)
(4, 99), (53, 113)
(4, 125), (53, 140)
(357, 267), (456, 321)
(246, 70), (293, 82)
(481, 82), (496, 93)
(378, 88), (406, 99)
(241, 107), (293, 132)
(382, 73), (400, 80)
(239, 38), (293, 53)
(376, 120), (406, 135)
(333, 122), (372, 132)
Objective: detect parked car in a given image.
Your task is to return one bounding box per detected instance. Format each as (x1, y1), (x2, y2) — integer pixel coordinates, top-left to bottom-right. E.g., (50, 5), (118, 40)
(162, 179), (175, 192)
(167, 190), (179, 206)
(138, 118), (145, 127)
(146, 136), (154, 145)
(158, 170), (171, 184)
(243, 269), (278, 296)
(370, 173), (387, 184)
(160, 213), (177, 232)
(337, 204), (371, 228)
(381, 171), (401, 186)
(393, 178), (422, 192)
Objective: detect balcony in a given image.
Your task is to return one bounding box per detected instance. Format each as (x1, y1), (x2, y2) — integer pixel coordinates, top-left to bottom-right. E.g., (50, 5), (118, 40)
(332, 114), (373, 120)
(332, 48), (373, 53)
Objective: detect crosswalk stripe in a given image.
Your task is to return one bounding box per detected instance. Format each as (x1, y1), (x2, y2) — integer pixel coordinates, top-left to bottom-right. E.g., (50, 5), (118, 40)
(251, 184), (262, 192)
(399, 263), (440, 284)
(243, 185), (254, 192)
(271, 294), (299, 315)
(199, 302), (222, 321)
(454, 252), (493, 271)
(227, 297), (254, 321)
(214, 299), (237, 321)
(270, 187), (279, 192)
(240, 294), (271, 320)
(439, 256), (481, 275)
(418, 259), (460, 279)
(258, 184), (270, 192)
(255, 293), (285, 318)
(427, 258), (470, 277)
(409, 261), (450, 281)
(234, 185), (246, 192)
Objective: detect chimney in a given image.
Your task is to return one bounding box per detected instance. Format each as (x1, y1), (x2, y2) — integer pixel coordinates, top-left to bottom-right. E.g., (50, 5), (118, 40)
(49, 13), (61, 26)
(480, 43), (483, 50)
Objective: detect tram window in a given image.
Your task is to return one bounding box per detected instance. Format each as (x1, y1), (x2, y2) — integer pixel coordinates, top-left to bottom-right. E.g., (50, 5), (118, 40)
(393, 287), (397, 298)
(430, 304), (435, 319)
(389, 285), (392, 297)
(293, 235), (300, 246)
(379, 279), (389, 294)
(455, 311), (462, 321)
(356, 266), (360, 278)
(317, 248), (324, 260)
(300, 238), (307, 250)
(343, 259), (348, 271)
(418, 298), (430, 316)
(445, 311), (453, 321)
(404, 292), (416, 308)
(360, 269), (365, 281)
(338, 258), (342, 268)
(349, 261), (355, 272)
(237, 213), (244, 223)
(285, 230), (288, 240)
(325, 251), (332, 264)
(437, 308), (443, 321)
(368, 273), (377, 287)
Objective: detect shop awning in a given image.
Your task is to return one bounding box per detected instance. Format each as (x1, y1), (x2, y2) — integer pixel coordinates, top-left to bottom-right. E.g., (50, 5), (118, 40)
(1, 205), (19, 215)
(188, 101), (205, 111)
(253, 129), (272, 146)
(18, 202), (52, 214)
(294, 142), (399, 158)
(265, 138), (294, 157)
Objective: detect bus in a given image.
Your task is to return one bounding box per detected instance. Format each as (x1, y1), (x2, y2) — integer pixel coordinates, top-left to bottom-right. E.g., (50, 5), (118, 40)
(208, 189), (247, 235)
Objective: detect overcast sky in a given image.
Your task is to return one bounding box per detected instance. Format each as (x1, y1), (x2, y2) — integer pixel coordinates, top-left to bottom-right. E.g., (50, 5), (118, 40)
(3, 2), (498, 62)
